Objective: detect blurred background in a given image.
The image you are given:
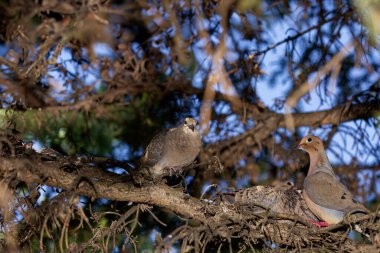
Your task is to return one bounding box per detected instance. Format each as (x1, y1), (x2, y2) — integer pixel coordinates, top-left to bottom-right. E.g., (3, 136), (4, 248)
(0, 0), (379, 251)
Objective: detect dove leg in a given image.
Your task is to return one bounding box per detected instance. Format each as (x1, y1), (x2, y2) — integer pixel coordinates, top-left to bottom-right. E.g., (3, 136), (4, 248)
(167, 166), (182, 177)
(307, 219), (330, 227)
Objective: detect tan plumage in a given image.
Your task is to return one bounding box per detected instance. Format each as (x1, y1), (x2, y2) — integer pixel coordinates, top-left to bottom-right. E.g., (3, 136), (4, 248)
(297, 135), (369, 225)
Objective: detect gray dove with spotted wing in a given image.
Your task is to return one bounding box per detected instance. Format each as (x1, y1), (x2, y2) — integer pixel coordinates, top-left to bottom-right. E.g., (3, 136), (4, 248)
(297, 135), (369, 225)
(141, 117), (201, 178)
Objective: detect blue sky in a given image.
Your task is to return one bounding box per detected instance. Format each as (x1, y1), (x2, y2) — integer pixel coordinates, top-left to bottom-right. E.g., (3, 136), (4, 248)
(28, 1), (377, 170)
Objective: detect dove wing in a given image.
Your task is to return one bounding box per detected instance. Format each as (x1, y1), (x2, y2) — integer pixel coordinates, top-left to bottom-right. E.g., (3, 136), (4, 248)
(141, 129), (172, 166)
(304, 171), (367, 213)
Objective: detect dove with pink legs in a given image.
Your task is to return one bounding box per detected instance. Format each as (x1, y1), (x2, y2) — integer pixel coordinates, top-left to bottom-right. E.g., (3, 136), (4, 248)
(296, 135), (369, 227)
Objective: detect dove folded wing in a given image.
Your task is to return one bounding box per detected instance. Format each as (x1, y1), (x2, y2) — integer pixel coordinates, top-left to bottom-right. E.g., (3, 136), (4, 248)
(304, 171), (368, 215)
(141, 129), (171, 167)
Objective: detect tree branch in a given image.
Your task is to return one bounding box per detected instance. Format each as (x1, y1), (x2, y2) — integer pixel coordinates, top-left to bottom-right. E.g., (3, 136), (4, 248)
(0, 153), (378, 251)
(205, 100), (380, 167)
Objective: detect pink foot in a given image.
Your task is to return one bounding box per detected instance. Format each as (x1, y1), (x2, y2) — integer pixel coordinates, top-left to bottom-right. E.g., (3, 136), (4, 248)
(307, 220), (330, 227)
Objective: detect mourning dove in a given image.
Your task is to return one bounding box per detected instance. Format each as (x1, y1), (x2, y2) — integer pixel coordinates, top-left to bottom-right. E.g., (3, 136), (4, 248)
(141, 117), (202, 178)
(296, 135), (369, 226)
(221, 182), (318, 221)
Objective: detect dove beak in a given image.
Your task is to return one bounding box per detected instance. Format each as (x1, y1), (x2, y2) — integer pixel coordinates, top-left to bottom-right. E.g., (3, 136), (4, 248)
(293, 143), (305, 151)
(188, 125), (195, 132)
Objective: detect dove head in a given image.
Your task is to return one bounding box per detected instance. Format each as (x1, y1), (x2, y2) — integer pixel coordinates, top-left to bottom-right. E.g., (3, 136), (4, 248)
(183, 117), (197, 133)
(296, 135), (325, 155)
(296, 135), (332, 174)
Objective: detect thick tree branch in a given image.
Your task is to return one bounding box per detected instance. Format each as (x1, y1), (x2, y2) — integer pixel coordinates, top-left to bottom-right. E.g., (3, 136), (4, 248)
(0, 157), (209, 223)
(0, 154), (378, 251)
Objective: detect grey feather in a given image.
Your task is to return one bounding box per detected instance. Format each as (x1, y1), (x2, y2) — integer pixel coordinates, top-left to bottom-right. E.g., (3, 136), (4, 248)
(298, 135), (369, 225)
(141, 129), (170, 167)
(141, 118), (202, 178)
(304, 171), (368, 214)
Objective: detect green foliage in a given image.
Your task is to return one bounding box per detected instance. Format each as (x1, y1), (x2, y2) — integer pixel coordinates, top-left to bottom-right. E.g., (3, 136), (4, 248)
(0, 89), (198, 161)
(13, 110), (114, 155)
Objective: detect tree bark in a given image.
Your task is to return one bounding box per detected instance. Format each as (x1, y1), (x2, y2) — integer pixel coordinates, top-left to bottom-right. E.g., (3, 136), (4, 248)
(0, 154), (378, 251)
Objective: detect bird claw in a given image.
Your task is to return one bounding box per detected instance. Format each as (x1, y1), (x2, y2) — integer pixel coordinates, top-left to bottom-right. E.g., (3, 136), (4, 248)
(167, 167), (180, 177)
(168, 167), (175, 177)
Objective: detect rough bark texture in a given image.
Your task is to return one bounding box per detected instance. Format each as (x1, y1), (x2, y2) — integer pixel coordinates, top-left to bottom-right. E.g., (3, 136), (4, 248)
(0, 146), (379, 252)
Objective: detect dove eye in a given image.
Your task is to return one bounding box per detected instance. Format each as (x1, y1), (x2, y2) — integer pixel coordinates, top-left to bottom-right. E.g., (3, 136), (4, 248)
(307, 138), (312, 143)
